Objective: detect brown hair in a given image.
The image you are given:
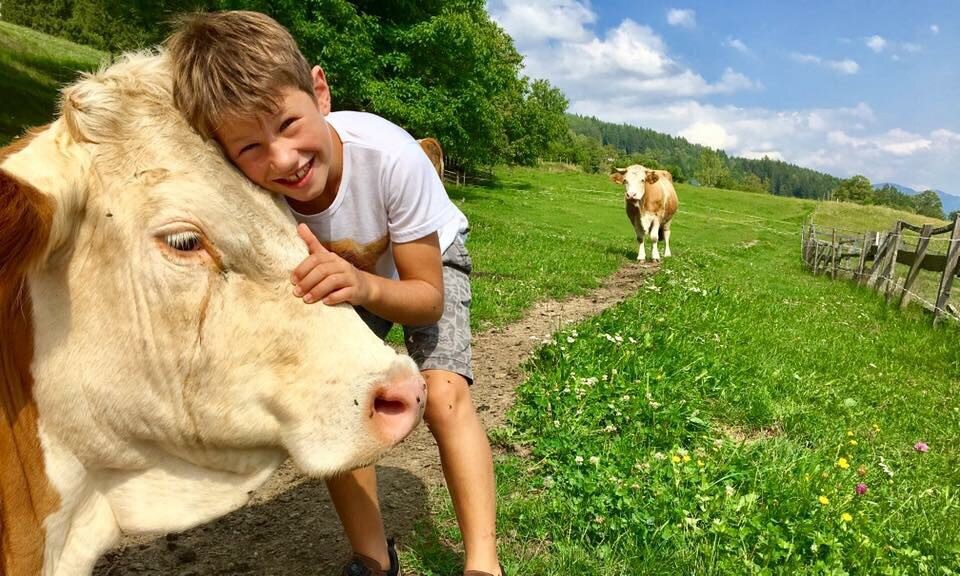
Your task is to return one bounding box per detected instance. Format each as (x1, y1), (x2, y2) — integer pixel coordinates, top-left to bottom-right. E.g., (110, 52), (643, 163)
(166, 10), (314, 139)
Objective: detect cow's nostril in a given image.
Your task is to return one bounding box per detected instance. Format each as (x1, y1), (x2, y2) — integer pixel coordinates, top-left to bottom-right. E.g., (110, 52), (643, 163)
(374, 397), (407, 416)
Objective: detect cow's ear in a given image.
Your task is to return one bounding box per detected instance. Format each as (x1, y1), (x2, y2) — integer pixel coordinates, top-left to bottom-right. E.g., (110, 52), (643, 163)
(610, 168), (626, 184)
(0, 123), (91, 264)
(645, 171), (660, 184)
(0, 169), (55, 279)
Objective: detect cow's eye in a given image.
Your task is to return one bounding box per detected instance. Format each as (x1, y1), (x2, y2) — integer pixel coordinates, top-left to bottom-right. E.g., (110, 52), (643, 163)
(164, 231), (203, 252)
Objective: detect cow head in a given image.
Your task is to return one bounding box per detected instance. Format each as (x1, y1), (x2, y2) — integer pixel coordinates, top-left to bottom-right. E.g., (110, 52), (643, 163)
(611, 164), (657, 201)
(0, 51), (424, 571)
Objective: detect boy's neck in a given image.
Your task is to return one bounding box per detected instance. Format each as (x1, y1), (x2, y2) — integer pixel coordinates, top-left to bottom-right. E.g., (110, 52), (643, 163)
(286, 123), (343, 215)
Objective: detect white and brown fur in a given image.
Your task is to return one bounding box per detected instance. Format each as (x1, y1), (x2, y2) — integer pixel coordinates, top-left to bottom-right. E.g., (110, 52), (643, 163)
(611, 165), (678, 262)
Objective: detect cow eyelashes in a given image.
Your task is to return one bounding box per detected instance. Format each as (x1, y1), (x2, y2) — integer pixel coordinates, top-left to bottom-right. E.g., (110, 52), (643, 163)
(164, 231), (203, 252)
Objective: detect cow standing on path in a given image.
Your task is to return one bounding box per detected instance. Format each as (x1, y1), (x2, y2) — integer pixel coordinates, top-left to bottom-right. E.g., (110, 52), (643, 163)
(611, 165), (679, 262)
(0, 52), (426, 576)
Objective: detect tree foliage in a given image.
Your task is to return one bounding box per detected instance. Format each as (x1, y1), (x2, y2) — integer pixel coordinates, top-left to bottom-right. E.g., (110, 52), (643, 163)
(913, 190), (945, 219)
(6, 0), (567, 170)
(566, 114), (841, 199)
(832, 175), (874, 203)
(830, 178), (946, 219)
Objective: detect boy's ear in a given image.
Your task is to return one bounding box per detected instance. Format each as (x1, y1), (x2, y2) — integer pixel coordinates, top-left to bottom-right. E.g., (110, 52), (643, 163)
(311, 66), (331, 116)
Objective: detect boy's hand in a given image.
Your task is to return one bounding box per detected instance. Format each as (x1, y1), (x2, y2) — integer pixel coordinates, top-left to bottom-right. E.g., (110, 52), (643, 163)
(292, 224), (371, 306)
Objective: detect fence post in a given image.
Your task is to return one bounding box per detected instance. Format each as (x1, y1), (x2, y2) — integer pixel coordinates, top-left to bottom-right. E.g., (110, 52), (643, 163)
(899, 224), (934, 309)
(933, 215), (960, 326)
(867, 232), (892, 288)
(856, 231), (872, 284)
(831, 229), (839, 279)
(876, 223), (901, 295)
(812, 227), (821, 274)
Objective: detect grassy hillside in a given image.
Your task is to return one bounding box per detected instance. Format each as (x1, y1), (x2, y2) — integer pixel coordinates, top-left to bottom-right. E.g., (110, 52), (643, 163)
(406, 167), (960, 575)
(0, 21), (107, 145)
(810, 201), (949, 232)
(808, 202), (953, 326)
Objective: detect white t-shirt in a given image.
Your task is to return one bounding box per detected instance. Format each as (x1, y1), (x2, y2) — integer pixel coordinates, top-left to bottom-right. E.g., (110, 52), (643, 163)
(287, 111), (469, 279)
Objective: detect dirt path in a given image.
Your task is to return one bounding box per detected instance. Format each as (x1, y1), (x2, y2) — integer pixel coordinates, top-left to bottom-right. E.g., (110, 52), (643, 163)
(93, 262), (655, 576)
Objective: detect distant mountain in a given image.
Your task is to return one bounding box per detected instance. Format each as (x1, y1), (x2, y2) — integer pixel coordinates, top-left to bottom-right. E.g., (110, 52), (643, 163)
(874, 182), (960, 215)
(933, 190), (960, 215)
(873, 182), (917, 195)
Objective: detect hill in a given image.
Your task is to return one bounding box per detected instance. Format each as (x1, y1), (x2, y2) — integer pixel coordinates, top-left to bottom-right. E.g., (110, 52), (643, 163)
(567, 113), (840, 200)
(874, 182), (960, 214)
(0, 20), (107, 145)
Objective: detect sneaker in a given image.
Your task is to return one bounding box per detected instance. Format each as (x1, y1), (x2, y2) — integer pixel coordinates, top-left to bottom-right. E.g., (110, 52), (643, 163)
(341, 538), (400, 576)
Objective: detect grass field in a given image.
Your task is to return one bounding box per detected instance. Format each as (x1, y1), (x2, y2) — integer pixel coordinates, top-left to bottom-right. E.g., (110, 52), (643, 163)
(0, 21), (107, 145)
(404, 166), (960, 575)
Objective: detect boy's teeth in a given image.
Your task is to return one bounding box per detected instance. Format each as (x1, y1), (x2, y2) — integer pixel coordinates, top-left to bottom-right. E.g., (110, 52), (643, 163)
(282, 161), (310, 183)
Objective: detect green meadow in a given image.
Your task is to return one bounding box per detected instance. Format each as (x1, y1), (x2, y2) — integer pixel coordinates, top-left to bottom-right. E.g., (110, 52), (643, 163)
(406, 166), (960, 575)
(0, 21), (107, 144)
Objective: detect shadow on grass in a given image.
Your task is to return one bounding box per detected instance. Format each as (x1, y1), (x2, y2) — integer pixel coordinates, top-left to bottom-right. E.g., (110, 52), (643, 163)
(0, 49), (103, 144)
(0, 58), (61, 144)
(93, 465), (457, 576)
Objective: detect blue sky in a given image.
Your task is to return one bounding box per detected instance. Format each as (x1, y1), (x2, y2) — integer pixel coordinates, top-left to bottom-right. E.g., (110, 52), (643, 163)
(486, 0), (960, 194)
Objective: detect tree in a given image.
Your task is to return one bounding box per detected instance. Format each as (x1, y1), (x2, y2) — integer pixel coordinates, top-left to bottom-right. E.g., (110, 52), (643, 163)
(873, 184), (915, 212)
(695, 148), (729, 188)
(913, 190), (945, 219)
(503, 79), (569, 165)
(832, 175), (873, 203)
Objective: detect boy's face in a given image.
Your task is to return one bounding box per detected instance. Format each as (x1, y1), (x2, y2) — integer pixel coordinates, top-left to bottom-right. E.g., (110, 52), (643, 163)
(216, 67), (339, 210)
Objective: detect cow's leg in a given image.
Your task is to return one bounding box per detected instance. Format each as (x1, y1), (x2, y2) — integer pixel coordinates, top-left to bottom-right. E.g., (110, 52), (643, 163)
(633, 220), (646, 261)
(639, 214), (656, 262)
(649, 218), (662, 261)
(663, 223), (672, 258)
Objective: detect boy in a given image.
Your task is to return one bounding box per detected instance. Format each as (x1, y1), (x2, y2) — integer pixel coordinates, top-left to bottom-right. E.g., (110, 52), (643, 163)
(167, 10), (504, 576)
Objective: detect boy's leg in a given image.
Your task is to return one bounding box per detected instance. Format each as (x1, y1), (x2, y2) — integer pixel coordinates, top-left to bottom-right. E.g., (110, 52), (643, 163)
(327, 307), (396, 572)
(422, 369), (501, 575)
(326, 467), (392, 570)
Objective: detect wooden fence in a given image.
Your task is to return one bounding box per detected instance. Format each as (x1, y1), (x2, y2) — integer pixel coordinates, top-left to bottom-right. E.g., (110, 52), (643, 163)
(801, 214), (960, 326)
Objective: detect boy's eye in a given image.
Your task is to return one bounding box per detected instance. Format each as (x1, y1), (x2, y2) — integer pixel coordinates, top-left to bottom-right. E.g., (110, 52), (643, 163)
(238, 143), (259, 156)
(279, 117), (298, 132)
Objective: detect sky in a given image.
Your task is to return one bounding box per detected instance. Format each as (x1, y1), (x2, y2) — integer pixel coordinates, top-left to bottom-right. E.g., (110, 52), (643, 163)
(486, 0), (960, 194)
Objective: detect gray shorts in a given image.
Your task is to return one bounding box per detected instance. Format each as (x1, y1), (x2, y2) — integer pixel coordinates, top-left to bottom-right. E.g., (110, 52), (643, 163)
(356, 235), (474, 383)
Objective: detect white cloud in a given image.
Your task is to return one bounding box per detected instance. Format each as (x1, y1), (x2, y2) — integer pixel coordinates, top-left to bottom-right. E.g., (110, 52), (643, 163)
(724, 37), (750, 55)
(503, 16), (758, 103)
(930, 24), (939, 35)
(741, 150), (785, 161)
(866, 35), (886, 52)
(790, 52), (821, 64)
(488, 0), (596, 45)
(486, 1), (957, 191)
(679, 122), (736, 149)
(901, 42), (921, 53)
(666, 8), (696, 28)
(791, 52), (858, 75)
(827, 59), (859, 74)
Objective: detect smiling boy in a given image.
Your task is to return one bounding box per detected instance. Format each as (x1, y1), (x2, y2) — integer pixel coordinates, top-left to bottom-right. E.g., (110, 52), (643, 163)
(167, 10), (503, 576)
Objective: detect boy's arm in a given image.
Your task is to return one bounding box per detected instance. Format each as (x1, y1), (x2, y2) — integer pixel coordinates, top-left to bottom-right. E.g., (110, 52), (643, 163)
(292, 224), (443, 326)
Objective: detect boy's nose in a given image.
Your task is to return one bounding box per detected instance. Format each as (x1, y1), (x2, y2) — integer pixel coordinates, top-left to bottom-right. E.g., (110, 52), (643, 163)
(269, 143), (300, 175)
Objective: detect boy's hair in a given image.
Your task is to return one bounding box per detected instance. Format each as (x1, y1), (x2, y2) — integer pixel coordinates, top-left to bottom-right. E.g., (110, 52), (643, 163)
(166, 10), (314, 139)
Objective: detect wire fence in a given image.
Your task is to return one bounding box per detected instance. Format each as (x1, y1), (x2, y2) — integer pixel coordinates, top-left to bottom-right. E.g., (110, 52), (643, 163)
(802, 216), (960, 326)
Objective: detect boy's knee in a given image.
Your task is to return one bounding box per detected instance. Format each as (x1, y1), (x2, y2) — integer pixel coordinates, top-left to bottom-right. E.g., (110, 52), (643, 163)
(422, 371), (471, 427)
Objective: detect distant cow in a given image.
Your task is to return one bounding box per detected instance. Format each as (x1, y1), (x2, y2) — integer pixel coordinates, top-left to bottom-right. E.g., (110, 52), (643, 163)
(611, 165), (678, 261)
(417, 137), (444, 179)
(0, 52), (425, 576)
